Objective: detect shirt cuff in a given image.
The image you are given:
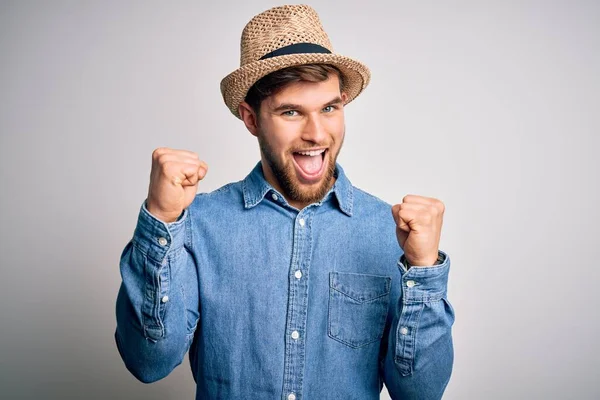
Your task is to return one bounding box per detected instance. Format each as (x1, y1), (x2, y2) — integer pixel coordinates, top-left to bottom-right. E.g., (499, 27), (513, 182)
(397, 250), (450, 303)
(399, 250), (446, 272)
(131, 201), (188, 263)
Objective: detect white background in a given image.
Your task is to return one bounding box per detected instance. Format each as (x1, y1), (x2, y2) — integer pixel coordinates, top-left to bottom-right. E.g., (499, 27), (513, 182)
(1, 1), (599, 398)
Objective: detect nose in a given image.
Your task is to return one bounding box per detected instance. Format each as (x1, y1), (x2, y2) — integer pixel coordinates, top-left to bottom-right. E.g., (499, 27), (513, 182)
(301, 113), (327, 144)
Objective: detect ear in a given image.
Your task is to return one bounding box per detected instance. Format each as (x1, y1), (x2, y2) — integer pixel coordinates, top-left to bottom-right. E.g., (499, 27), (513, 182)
(238, 101), (259, 137)
(341, 91), (348, 104)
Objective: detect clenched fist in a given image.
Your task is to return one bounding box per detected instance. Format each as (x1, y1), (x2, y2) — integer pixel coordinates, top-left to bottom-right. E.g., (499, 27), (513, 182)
(391, 195), (445, 267)
(146, 147), (208, 223)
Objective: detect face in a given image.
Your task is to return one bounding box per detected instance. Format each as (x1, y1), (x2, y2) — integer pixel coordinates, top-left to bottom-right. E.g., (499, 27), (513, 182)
(240, 73), (347, 209)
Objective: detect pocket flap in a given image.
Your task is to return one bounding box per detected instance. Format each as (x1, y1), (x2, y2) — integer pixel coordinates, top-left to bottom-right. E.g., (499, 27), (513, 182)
(330, 272), (391, 302)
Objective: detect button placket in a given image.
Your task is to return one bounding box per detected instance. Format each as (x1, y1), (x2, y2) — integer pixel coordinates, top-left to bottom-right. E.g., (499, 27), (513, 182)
(282, 211), (311, 399)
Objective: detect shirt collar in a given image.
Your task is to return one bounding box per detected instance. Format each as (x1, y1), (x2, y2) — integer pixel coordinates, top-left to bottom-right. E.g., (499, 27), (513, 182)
(242, 161), (353, 216)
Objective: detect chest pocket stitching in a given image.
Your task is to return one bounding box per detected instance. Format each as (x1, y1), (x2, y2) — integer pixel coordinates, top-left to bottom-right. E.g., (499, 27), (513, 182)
(328, 272), (392, 349)
(330, 272), (391, 301)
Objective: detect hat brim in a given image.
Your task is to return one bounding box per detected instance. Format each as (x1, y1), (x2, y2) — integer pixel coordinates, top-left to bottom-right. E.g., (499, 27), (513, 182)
(220, 53), (371, 119)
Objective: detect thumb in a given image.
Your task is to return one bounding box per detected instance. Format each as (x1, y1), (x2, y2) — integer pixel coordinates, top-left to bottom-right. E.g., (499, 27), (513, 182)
(197, 163), (208, 181)
(391, 204), (410, 232)
(396, 226), (408, 249)
(186, 162), (208, 186)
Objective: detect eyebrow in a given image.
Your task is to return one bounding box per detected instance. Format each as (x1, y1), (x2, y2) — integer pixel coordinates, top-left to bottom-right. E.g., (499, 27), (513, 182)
(271, 96), (344, 113)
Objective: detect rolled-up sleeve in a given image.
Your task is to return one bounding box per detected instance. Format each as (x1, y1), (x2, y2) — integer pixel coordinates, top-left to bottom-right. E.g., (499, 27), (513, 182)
(381, 250), (455, 400)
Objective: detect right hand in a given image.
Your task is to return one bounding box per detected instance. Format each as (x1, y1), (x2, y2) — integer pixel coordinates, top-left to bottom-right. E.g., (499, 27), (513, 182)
(146, 147), (208, 223)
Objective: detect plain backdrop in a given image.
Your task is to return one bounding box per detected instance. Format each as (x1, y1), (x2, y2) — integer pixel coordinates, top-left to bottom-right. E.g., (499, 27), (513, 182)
(1, 1), (599, 399)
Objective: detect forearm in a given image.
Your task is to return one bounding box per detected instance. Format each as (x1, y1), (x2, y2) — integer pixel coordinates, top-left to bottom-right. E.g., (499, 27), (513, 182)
(381, 251), (455, 399)
(115, 202), (199, 383)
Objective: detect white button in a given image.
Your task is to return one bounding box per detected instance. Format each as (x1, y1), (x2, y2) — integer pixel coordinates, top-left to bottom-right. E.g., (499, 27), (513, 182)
(161, 295), (169, 303)
(294, 270), (302, 279)
(291, 331), (299, 340)
(406, 280), (416, 288)
(400, 327), (409, 335)
(299, 218), (305, 227)
(158, 237), (168, 246)
(288, 393), (296, 400)
(271, 193), (278, 201)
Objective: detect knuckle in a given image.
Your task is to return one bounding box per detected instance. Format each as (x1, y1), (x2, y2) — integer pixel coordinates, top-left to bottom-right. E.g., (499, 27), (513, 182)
(158, 152), (177, 165)
(403, 194), (419, 203)
(160, 160), (176, 173)
(152, 147), (167, 160)
(438, 201), (446, 214)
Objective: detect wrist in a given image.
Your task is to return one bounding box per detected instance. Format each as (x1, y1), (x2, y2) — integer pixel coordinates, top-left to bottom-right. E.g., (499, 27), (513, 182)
(145, 200), (182, 223)
(404, 252), (443, 268)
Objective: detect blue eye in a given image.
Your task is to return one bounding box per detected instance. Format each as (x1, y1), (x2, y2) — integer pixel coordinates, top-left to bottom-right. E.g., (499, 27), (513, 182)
(282, 110), (298, 116)
(323, 105), (335, 113)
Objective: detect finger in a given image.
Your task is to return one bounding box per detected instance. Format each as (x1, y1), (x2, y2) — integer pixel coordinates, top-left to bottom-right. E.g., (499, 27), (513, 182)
(402, 196), (445, 217)
(154, 148), (199, 159)
(402, 201), (444, 221)
(402, 194), (438, 206)
(175, 163), (204, 186)
(397, 218), (410, 232)
(160, 159), (202, 173)
(198, 160), (208, 173)
(173, 149), (200, 159)
(155, 154), (203, 165)
(392, 204), (412, 232)
(393, 203), (430, 222)
(197, 163), (208, 180)
(399, 202), (429, 213)
(152, 147), (169, 161)
(391, 204), (402, 226)
(397, 207), (422, 232)
(184, 162), (209, 185)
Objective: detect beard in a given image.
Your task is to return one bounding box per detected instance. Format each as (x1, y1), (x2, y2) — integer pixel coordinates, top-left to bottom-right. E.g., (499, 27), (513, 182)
(257, 130), (342, 206)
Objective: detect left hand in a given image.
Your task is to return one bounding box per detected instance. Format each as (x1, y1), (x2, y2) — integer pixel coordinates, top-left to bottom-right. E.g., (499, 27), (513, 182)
(391, 195), (445, 266)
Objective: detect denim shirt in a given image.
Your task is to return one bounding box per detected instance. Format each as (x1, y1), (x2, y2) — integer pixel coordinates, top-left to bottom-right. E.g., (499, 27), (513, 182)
(115, 162), (455, 400)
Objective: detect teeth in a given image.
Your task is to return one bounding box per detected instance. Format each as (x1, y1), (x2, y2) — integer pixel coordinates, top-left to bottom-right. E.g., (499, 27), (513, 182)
(296, 149), (325, 156)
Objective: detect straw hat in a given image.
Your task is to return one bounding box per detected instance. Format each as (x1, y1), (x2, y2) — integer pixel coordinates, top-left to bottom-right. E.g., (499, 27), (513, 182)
(220, 4), (371, 119)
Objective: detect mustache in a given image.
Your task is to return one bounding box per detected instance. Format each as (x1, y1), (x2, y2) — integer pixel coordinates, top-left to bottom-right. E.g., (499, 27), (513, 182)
(290, 144), (333, 152)
(290, 149), (329, 154)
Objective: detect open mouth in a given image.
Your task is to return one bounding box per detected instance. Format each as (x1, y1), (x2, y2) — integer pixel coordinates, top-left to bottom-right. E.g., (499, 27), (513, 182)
(292, 148), (328, 183)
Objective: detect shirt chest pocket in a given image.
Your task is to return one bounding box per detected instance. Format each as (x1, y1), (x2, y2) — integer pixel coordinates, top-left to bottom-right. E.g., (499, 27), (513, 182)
(328, 271), (392, 349)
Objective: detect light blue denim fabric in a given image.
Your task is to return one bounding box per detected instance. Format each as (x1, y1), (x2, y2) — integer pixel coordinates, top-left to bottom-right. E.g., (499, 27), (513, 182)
(115, 162), (455, 400)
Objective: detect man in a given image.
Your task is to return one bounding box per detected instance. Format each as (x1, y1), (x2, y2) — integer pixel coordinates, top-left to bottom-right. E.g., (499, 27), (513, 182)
(115, 4), (454, 399)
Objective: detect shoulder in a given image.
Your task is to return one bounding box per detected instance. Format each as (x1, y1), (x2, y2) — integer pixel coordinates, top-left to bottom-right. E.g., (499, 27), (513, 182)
(189, 180), (244, 214)
(349, 185), (396, 226)
(352, 185), (392, 211)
